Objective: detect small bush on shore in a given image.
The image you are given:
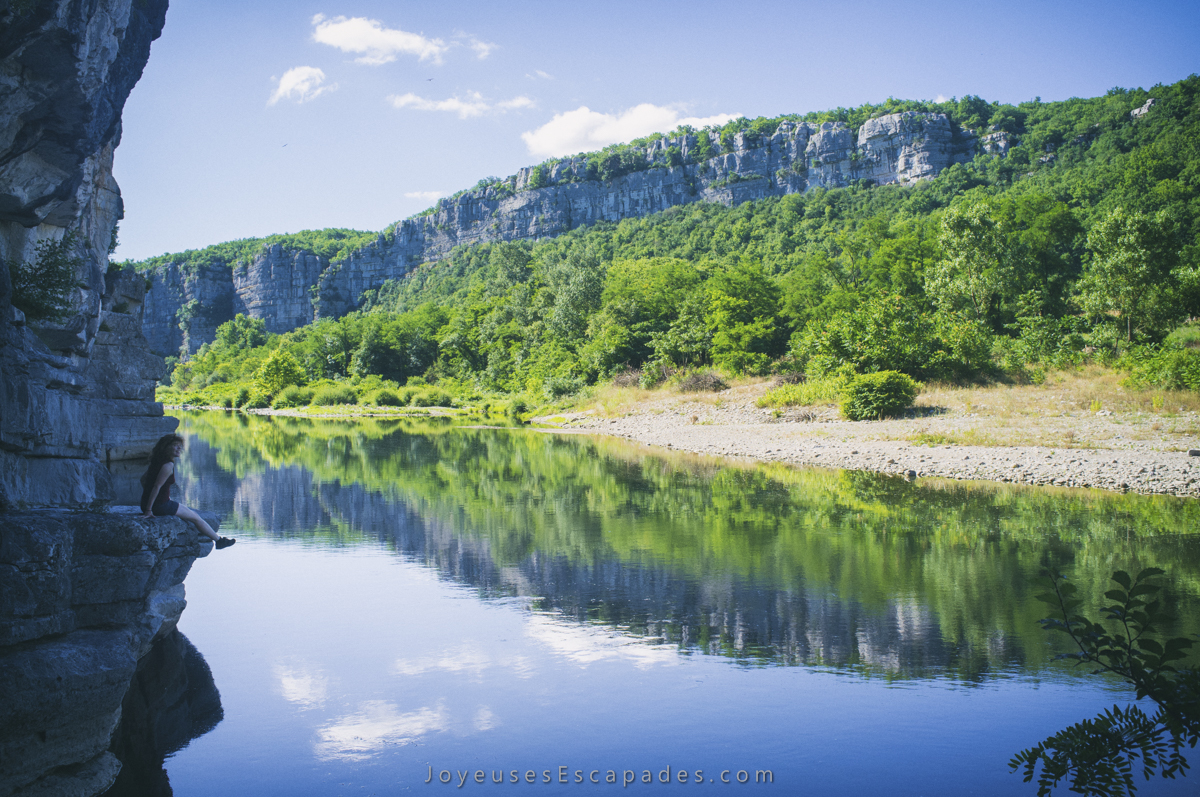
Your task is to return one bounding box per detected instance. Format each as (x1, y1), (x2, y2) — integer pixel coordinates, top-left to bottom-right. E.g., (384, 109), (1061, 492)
(673, 369), (728, 393)
(369, 388), (403, 406)
(311, 385), (357, 406)
(273, 385), (314, 408)
(412, 388), (453, 407)
(840, 370), (920, 420)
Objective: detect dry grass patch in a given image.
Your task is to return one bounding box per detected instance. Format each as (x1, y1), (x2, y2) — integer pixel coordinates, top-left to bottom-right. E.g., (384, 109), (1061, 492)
(915, 366), (1200, 418)
(907, 429), (1004, 447)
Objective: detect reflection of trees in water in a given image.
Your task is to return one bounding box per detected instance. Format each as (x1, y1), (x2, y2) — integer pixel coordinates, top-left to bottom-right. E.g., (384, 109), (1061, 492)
(180, 441), (1019, 678)
(173, 418), (1200, 679)
(103, 630), (222, 797)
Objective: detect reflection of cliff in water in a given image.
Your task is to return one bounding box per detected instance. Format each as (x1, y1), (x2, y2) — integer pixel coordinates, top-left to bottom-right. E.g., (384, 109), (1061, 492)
(103, 630), (223, 797)
(179, 435), (1021, 679)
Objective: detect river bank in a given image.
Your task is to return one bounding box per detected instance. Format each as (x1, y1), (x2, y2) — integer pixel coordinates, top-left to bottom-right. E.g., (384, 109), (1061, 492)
(548, 383), (1200, 498)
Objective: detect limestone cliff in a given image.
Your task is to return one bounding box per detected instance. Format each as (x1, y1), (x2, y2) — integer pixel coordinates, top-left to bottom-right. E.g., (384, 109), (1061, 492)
(0, 510), (219, 797)
(143, 111), (980, 353)
(1, 0), (175, 508)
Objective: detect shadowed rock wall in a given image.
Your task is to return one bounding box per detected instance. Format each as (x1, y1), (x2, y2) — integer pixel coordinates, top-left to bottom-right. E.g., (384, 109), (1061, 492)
(0, 0), (175, 508)
(0, 509), (218, 797)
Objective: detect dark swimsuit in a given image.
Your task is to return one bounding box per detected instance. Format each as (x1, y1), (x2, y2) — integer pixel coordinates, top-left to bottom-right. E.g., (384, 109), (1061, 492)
(141, 470), (179, 516)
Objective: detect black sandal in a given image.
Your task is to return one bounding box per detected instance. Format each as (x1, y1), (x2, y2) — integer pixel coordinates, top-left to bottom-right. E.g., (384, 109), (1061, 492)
(215, 537), (236, 549)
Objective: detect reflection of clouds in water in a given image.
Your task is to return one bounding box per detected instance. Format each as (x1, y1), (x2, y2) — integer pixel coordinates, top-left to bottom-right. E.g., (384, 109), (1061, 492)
(314, 701), (448, 761)
(393, 644), (535, 678)
(274, 663), (328, 709)
(474, 706), (497, 731)
(524, 614), (679, 668)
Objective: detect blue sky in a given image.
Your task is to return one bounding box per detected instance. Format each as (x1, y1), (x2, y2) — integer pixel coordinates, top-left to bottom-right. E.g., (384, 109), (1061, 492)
(112, 0), (1200, 261)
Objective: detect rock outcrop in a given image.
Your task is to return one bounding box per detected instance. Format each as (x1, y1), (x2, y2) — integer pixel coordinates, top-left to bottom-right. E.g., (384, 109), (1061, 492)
(0, 509), (219, 797)
(143, 112), (982, 352)
(1, 0), (175, 508)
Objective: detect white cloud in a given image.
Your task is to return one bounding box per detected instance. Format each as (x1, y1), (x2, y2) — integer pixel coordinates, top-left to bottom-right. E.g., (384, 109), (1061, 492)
(268, 66), (336, 105)
(526, 70), (553, 80)
(521, 104), (739, 158)
(496, 96), (535, 110)
(387, 91), (534, 120)
(467, 37), (497, 59)
(404, 191), (444, 202)
(935, 94), (950, 103)
(312, 14), (447, 65)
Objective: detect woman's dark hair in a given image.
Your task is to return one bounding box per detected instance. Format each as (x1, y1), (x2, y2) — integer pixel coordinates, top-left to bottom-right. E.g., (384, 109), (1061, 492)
(140, 434), (185, 487)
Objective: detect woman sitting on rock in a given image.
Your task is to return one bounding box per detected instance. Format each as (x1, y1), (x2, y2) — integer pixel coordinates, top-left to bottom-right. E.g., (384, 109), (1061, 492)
(140, 433), (235, 549)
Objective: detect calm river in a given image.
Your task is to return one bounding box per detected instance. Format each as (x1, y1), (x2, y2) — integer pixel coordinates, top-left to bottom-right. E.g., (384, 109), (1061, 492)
(105, 412), (1200, 796)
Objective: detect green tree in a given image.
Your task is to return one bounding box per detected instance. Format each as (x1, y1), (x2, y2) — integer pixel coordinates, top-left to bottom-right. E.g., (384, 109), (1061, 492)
(927, 200), (1014, 323)
(1077, 208), (1181, 342)
(254, 349), (306, 396)
(705, 257), (782, 375)
(214, 314), (269, 350)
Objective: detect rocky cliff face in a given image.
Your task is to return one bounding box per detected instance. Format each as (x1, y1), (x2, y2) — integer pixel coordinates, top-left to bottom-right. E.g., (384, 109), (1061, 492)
(1, 0), (174, 508)
(0, 509), (218, 797)
(142, 243), (332, 357)
(143, 111), (979, 352)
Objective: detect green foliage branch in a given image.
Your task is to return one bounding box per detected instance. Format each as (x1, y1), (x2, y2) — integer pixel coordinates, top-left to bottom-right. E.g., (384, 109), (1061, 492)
(1010, 568), (1199, 797)
(5, 232), (83, 322)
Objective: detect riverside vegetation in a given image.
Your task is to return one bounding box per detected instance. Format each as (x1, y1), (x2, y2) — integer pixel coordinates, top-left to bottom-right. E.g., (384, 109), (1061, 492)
(146, 77), (1200, 419)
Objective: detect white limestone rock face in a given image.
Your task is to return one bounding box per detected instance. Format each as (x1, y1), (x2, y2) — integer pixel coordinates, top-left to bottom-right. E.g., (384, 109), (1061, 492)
(234, 244), (326, 334)
(145, 111), (985, 338)
(856, 112), (957, 185)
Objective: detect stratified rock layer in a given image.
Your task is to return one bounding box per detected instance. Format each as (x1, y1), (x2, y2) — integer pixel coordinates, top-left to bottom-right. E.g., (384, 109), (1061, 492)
(0, 0), (174, 508)
(0, 509), (218, 797)
(142, 112), (978, 354)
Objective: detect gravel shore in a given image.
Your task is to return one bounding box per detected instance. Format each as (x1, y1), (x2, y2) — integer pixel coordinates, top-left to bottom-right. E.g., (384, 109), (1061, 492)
(550, 385), (1200, 498)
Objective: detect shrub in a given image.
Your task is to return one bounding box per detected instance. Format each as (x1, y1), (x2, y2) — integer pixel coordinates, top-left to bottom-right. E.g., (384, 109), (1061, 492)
(370, 388), (404, 406)
(273, 385), (314, 408)
(1123, 346), (1200, 391)
(611, 368), (641, 388)
(840, 371), (920, 420)
(5, 232), (82, 322)
(543, 375), (583, 399)
(674, 370), (728, 393)
(1165, 321), (1200, 350)
(639, 360), (674, 389)
(507, 397), (529, 418)
(412, 388), (453, 407)
(311, 384), (357, 406)
(243, 384), (273, 409)
(233, 386), (251, 408)
(757, 375), (847, 408)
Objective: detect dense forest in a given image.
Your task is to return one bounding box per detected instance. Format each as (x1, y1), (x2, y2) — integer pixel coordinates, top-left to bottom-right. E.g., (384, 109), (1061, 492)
(152, 75), (1200, 412)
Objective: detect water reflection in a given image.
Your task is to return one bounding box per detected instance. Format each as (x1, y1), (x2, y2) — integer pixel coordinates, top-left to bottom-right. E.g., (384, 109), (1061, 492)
(173, 412), (1200, 682)
(314, 702), (449, 762)
(103, 630), (222, 797)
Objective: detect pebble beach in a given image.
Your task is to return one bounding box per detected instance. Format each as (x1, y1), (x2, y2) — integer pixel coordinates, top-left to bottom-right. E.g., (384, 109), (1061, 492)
(552, 385), (1200, 499)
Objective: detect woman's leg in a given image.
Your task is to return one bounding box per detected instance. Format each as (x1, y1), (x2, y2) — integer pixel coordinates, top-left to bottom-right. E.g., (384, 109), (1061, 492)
(176, 505), (219, 541)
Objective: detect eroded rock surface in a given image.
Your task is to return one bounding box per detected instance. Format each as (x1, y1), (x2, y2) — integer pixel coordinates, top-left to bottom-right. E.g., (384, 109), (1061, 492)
(0, 509), (217, 797)
(0, 0), (174, 508)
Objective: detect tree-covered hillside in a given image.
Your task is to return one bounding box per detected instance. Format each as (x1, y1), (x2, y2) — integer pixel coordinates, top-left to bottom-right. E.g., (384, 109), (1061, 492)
(156, 75), (1200, 410)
